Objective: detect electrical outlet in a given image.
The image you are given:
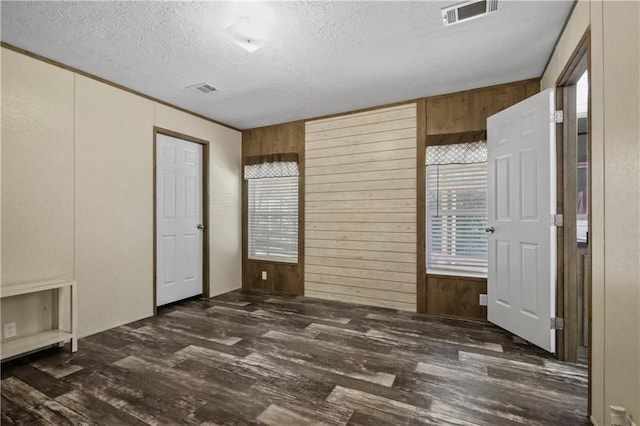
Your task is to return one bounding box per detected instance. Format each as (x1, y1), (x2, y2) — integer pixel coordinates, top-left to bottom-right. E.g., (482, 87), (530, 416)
(479, 294), (488, 306)
(261, 271), (267, 280)
(4, 322), (17, 339)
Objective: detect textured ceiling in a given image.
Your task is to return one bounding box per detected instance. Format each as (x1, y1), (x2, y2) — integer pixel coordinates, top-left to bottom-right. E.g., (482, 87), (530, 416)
(1, 1), (574, 130)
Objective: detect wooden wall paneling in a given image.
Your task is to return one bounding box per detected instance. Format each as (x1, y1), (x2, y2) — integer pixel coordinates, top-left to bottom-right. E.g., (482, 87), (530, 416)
(240, 78), (541, 315)
(242, 121), (305, 295)
(305, 104), (418, 311)
(525, 80), (541, 98)
(243, 122), (304, 155)
(425, 78), (541, 135)
(423, 78), (541, 320)
(426, 275), (488, 320)
(426, 131), (487, 147)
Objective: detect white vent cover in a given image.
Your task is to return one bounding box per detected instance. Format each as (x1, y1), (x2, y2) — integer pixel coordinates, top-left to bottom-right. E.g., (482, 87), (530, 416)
(185, 82), (218, 94)
(442, 0), (502, 26)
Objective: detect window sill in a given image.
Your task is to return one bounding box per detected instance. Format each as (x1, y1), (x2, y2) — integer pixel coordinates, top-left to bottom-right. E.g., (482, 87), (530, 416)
(426, 268), (487, 279)
(247, 257), (298, 266)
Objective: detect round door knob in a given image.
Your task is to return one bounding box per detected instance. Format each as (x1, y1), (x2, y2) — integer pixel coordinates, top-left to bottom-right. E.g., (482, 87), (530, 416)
(197, 224), (205, 230)
(485, 226), (495, 234)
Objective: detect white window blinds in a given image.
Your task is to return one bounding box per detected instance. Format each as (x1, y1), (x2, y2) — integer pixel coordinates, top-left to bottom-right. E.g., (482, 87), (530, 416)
(426, 142), (488, 274)
(245, 161), (299, 263)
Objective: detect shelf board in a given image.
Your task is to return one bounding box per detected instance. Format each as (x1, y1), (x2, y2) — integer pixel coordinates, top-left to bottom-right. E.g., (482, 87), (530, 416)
(1, 330), (73, 360)
(1, 279), (76, 298)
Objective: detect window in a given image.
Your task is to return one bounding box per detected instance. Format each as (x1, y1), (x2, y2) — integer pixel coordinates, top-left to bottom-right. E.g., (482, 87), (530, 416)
(245, 161), (299, 263)
(426, 142), (488, 275)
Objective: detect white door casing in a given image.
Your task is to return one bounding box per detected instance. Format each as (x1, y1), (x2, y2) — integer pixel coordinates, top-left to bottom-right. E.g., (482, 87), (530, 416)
(487, 89), (557, 353)
(156, 133), (204, 306)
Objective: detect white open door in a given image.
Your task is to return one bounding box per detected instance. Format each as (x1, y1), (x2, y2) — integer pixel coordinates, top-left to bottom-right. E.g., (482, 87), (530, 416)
(486, 89), (557, 353)
(156, 133), (204, 306)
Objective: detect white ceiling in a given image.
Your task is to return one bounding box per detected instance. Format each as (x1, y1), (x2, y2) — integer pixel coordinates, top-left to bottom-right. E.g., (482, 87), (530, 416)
(1, 1), (574, 130)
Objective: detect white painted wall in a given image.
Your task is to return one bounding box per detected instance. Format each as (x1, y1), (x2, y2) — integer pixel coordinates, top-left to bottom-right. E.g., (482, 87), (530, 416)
(74, 75), (156, 337)
(1, 49), (75, 337)
(1, 47), (242, 341)
(1, 49), (75, 285)
(541, 1), (640, 424)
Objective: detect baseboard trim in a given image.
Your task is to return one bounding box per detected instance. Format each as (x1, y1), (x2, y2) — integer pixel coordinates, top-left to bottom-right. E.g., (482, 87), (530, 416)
(590, 415), (599, 425)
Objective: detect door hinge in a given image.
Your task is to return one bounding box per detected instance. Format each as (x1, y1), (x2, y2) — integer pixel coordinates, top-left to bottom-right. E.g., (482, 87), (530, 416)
(551, 214), (564, 227)
(554, 110), (564, 124)
(551, 317), (564, 330)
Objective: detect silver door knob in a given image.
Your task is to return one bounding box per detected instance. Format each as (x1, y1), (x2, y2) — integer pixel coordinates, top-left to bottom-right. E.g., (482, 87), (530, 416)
(197, 224), (205, 230)
(484, 226), (495, 234)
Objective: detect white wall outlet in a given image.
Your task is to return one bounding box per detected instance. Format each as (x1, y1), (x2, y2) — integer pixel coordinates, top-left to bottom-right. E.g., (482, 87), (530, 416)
(4, 322), (17, 339)
(261, 271), (267, 280)
(479, 294), (488, 306)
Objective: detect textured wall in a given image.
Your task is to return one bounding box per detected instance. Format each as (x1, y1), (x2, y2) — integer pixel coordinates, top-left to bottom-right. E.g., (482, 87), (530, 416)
(74, 75), (155, 337)
(1, 49), (74, 340)
(1, 49), (74, 285)
(1, 47), (242, 340)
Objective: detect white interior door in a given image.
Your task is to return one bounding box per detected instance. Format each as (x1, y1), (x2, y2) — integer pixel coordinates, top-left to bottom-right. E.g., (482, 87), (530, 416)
(486, 89), (557, 353)
(156, 134), (204, 306)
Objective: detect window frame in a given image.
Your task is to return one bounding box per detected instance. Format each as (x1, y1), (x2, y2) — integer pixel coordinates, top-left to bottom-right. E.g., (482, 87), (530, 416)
(425, 141), (488, 278)
(244, 159), (301, 265)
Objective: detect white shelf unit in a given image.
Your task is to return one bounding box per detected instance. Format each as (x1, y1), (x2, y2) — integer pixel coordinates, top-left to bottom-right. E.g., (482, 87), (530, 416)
(1, 279), (77, 360)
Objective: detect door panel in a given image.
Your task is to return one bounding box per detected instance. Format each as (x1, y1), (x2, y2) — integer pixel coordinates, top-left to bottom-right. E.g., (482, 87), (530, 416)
(156, 134), (204, 306)
(495, 240), (511, 305)
(520, 243), (539, 316)
(520, 150), (539, 219)
(161, 236), (176, 286)
(487, 88), (556, 353)
(495, 156), (511, 219)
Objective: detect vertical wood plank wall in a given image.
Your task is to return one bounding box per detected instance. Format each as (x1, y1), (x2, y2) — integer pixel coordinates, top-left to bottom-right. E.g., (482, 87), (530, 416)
(304, 104), (417, 311)
(242, 122), (305, 295)
(242, 78), (540, 318)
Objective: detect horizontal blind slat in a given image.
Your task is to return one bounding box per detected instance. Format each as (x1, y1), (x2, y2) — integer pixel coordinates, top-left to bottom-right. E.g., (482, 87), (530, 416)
(248, 176), (299, 262)
(426, 159), (488, 272)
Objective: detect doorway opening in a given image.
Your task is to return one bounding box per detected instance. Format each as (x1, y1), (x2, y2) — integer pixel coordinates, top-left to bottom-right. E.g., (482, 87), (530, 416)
(575, 70), (590, 364)
(153, 128), (210, 312)
(556, 30), (591, 366)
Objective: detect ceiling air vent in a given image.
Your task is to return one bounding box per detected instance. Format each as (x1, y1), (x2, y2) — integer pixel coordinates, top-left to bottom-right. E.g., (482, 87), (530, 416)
(186, 82), (218, 94)
(442, 0), (502, 26)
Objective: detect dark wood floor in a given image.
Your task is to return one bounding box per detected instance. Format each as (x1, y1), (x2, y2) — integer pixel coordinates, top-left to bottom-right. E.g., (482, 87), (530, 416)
(2, 290), (588, 425)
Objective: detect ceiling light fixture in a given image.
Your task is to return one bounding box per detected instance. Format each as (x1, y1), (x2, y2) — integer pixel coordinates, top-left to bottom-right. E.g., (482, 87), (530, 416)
(222, 3), (276, 53)
(223, 18), (266, 53)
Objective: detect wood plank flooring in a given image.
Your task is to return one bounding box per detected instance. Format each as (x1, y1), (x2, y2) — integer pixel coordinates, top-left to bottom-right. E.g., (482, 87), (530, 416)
(1, 290), (588, 425)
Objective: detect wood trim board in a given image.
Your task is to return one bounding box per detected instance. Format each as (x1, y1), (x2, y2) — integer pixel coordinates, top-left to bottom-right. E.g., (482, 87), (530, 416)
(152, 127), (211, 314)
(416, 99), (427, 313)
(554, 30), (592, 415)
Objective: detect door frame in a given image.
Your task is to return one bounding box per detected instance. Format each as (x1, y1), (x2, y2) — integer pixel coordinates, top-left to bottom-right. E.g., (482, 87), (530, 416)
(153, 127), (210, 313)
(554, 28), (591, 410)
